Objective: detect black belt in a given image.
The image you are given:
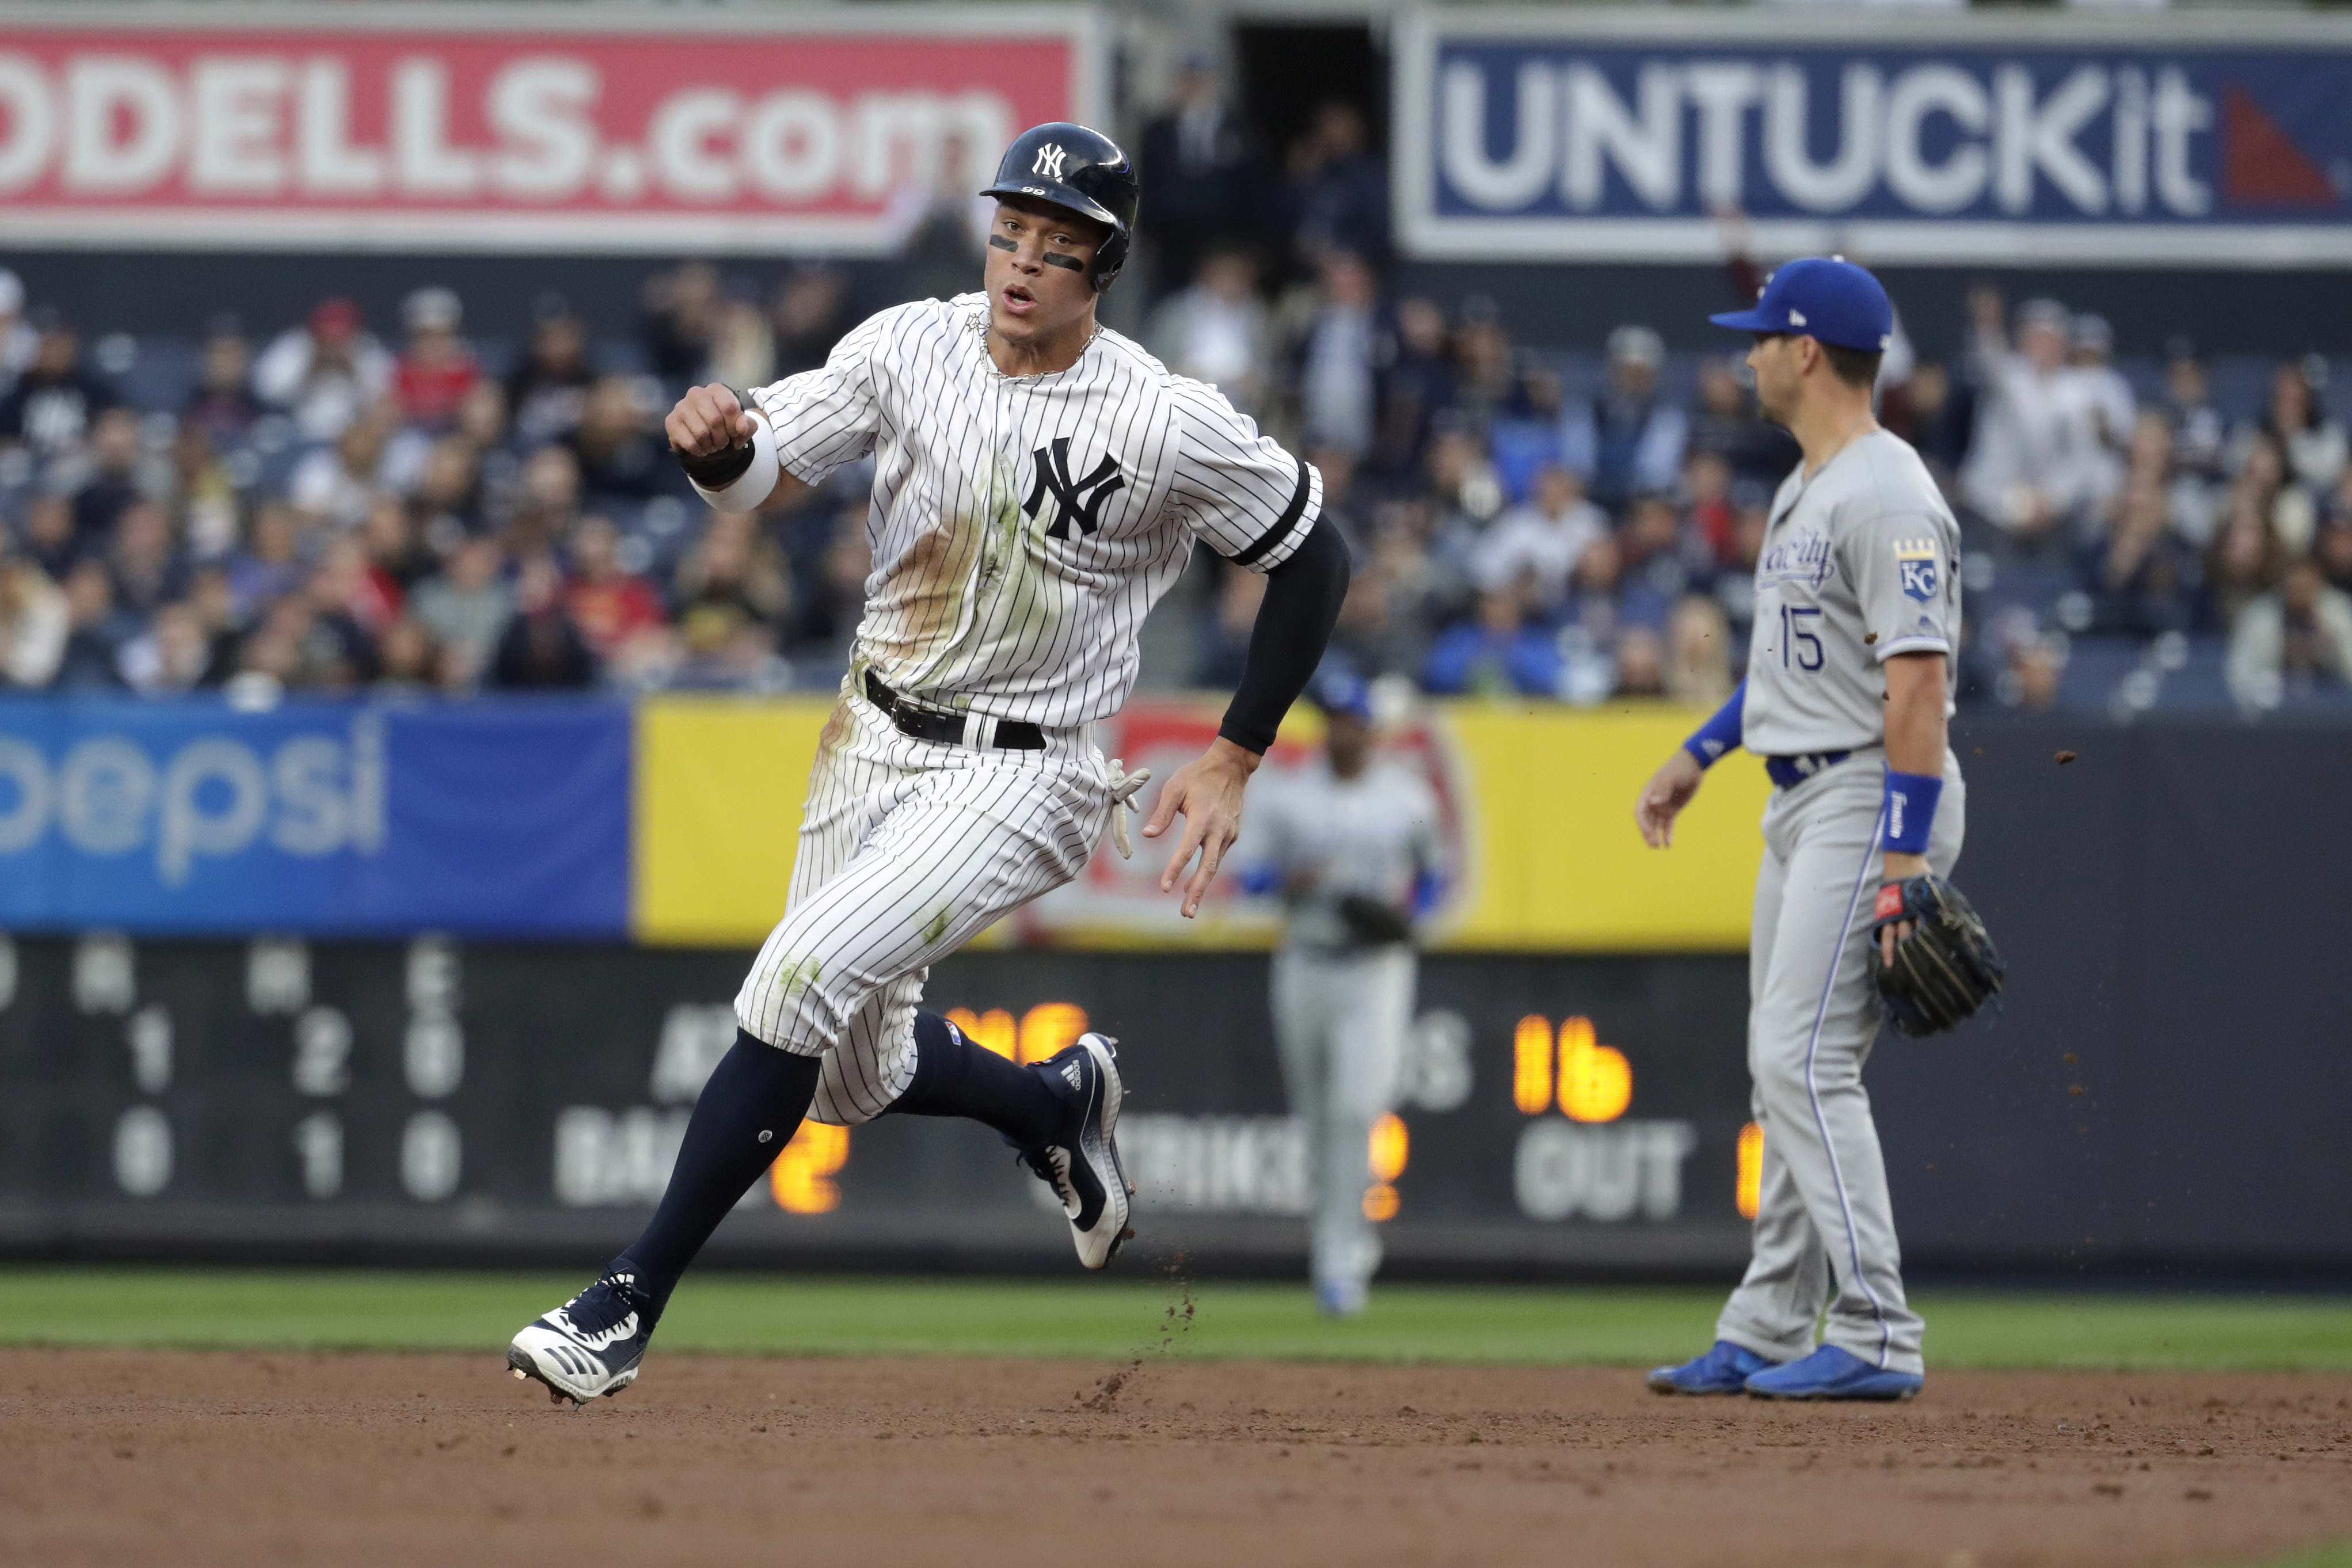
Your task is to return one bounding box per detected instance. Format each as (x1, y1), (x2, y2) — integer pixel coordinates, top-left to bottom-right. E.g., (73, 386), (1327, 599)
(864, 670), (1043, 751)
(1763, 751), (1851, 789)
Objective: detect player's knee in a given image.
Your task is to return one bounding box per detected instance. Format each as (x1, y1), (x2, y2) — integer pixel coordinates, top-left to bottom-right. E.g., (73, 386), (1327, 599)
(1750, 1053), (1831, 1111)
(732, 1014), (831, 1058)
(736, 948), (859, 1053)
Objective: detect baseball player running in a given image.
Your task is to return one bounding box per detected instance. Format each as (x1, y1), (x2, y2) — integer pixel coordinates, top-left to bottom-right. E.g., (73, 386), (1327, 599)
(1239, 669), (1443, 1317)
(509, 123), (1349, 1405)
(1634, 258), (1963, 1402)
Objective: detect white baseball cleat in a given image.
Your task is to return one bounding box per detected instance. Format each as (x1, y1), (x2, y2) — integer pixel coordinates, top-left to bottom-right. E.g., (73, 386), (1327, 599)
(1019, 1032), (1134, 1269)
(506, 1264), (656, 1406)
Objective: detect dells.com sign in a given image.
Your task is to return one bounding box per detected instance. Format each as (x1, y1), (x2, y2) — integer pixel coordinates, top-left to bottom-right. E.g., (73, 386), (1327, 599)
(1396, 10), (2352, 265)
(0, 3), (1099, 252)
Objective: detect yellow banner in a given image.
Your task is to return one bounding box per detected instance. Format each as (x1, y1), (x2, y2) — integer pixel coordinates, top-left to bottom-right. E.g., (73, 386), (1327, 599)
(632, 695), (835, 948)
(632, 695), (1772, 952)
(1436, 704), (1769, 952)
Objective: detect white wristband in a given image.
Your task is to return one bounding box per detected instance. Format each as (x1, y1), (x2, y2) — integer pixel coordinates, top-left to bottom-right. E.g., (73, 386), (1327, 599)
(689, 413), (779, 513)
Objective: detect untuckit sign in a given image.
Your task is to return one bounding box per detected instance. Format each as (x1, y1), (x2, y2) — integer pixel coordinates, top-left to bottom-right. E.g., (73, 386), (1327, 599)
(1396, 10), (2352, 265)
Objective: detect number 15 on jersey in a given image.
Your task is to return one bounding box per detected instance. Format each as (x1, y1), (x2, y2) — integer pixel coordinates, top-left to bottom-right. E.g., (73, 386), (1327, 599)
(1779, 604), (1824, 672)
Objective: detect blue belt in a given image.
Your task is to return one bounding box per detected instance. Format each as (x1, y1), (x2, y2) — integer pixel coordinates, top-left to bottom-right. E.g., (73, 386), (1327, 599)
(1763, 751), (1851, 790)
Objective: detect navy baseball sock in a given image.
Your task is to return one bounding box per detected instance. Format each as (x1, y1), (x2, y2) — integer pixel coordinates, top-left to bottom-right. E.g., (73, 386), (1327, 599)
(885, 1010), (1060, 1148)
(619, 1028), (820, 1314)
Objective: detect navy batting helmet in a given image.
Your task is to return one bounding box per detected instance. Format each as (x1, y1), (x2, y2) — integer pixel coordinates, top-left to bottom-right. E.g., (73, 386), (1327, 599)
(979, 122), (1137, 292)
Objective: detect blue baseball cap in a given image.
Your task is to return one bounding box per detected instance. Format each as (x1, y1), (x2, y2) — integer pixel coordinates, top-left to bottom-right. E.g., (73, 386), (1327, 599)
(1311, 666), (1373, 724)
(1709, 256), (1893, 353)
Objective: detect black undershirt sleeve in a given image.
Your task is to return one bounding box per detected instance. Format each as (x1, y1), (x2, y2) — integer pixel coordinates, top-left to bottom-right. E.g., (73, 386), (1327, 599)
(1217, 515), (1351, 756)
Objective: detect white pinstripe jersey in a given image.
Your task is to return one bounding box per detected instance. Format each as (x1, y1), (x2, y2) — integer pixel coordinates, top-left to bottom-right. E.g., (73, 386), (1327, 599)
(747, 292), (1323, 727)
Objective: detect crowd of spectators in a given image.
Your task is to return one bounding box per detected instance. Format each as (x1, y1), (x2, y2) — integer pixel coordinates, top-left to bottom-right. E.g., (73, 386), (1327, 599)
(0, 262), (880, 701)
(0, 70), (2346, 717)
(1156, 250), (2352, 716)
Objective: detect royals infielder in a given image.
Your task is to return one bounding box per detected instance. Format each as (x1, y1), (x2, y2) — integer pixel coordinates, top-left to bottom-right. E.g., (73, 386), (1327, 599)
(508, 122), (1349, 1405)
(1635, 257), (1962, 1402)
(1239, 669), (1443, 1318)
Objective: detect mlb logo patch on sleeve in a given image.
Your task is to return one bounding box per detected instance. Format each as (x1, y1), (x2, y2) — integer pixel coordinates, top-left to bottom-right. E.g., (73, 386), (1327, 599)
(1894, 539), (1938, 603)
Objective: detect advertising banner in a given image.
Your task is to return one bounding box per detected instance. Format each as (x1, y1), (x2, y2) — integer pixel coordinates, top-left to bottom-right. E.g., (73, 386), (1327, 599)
(0, 3), (1100, 253)
(629, 694), (1772, 952)
(0, 698), (629, 935)
(1396, 9), (2352, 265)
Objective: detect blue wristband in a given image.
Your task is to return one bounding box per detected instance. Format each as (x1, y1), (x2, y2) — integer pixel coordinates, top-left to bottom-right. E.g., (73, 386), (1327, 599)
(1882, 770), (1942, 856)
(1680, 679), (1746, 770)
(1410, 870), (1444, 920)
(1234, 862), (1281, 897)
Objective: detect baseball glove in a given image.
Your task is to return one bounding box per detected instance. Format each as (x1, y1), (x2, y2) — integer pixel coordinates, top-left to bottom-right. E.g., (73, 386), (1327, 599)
(1869, 874), (2007, 1037)
(1337, 894), (1415, 947)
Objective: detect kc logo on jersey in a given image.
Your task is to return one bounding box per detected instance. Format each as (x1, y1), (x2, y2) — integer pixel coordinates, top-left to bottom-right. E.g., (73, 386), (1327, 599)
(1894, 539), (1939, 603)
(1033, 143), (1068, 180)
(1025, 439), (1126, 541)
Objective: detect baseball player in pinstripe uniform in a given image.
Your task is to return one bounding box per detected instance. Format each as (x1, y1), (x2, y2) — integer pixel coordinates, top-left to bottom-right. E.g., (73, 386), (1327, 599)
(1635, 258), (1963, 1402)
(509, 123), (1352, 1405)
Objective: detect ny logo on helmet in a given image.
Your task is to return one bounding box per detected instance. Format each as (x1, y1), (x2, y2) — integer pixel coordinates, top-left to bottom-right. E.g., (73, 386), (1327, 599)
(1033, 143), (1068, 181)
(1024, 438), (1125, 541)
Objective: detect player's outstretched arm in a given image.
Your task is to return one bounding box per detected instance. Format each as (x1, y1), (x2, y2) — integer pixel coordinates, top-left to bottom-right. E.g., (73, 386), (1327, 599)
(667, 384), (791, 513)
(1143, 516), (1350, 918)
(1639, 678), (1744, 848)
(1636, 750), (1705, 849)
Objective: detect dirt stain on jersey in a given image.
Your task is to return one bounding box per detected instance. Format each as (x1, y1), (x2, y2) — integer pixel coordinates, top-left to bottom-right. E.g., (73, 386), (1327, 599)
(772, 955), (823, 1004)
(816, 698), (853, 759)
(864, 452), (1067, 682)
(921, 905), (953, 947)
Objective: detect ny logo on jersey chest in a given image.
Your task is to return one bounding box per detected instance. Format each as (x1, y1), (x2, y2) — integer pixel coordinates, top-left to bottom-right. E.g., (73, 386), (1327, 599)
(1024, 438), (1125, 541)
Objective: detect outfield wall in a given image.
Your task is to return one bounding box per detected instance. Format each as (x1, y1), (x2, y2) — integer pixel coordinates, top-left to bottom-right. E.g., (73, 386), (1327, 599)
(2, 703), (2347, 1277)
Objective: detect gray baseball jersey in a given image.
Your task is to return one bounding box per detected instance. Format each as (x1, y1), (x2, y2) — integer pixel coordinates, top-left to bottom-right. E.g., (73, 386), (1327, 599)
(1246, 761), (1443, 953)
(745, 292), (1322, 726)
(1741, 430), (1961, 759)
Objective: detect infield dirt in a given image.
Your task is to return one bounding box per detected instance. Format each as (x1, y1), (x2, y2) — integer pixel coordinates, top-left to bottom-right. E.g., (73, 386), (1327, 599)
(2, 1348), (2347, 1567)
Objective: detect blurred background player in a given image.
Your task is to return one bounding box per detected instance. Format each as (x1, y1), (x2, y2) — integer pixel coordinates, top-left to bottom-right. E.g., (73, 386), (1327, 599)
(1238, 668), (1442, 1316)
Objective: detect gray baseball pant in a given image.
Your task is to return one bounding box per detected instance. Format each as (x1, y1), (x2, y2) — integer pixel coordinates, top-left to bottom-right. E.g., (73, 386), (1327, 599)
(1271, 944), (1414, 1296)
(1715, 749), (1964, 1377)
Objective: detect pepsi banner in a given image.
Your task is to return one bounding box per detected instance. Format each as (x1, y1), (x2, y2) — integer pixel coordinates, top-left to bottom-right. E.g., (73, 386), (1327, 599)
(1395, 10), (2352, 265)
(0, 698), (628, 936)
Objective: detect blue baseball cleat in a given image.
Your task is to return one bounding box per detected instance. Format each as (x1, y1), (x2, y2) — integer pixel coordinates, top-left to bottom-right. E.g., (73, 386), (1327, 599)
(1646, 1339), (1780, 1395)
(1744, 1344), (1923, 1401)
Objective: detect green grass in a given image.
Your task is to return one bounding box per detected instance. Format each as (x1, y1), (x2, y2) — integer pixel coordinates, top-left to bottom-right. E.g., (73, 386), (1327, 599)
(2251, 1549), (2352, 1568)
(0, 1267), (2348, 1370)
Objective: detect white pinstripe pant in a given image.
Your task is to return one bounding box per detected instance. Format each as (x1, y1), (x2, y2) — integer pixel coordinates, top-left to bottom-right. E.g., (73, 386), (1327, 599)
(734, 674), (1110, 1126)
(1715, 749), (1963, 1377)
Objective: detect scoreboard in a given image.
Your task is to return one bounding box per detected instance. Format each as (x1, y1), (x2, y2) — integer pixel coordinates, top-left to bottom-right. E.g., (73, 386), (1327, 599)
(0, 934), (1761, 1272)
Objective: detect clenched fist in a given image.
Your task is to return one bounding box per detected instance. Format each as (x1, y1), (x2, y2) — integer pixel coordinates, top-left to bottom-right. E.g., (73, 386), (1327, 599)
(665, 384), (756, 456)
